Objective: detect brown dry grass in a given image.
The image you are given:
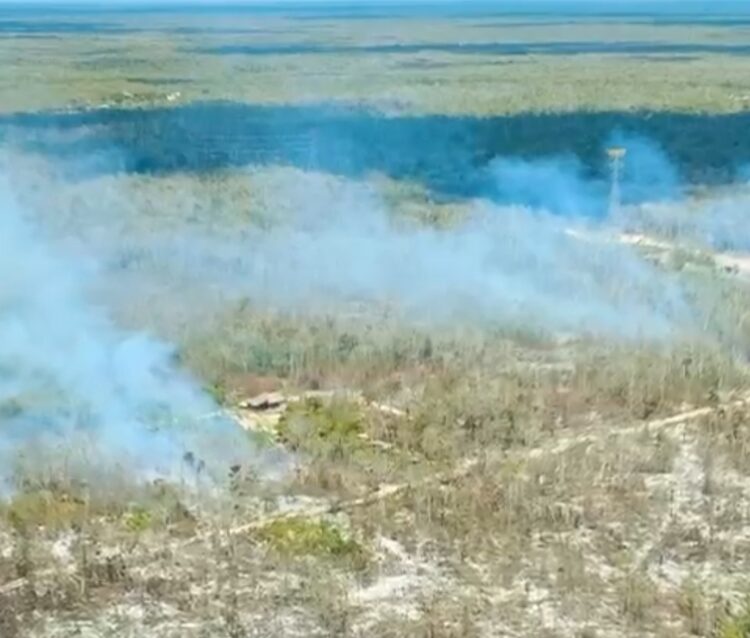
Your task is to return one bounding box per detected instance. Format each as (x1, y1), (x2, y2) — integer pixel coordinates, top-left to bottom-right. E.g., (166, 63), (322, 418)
(3, 343), (750, 637)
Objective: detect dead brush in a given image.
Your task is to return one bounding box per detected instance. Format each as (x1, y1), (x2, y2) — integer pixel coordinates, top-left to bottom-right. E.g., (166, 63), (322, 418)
(676, 578), (725, 636)
(619, 570), (657, 627)
(0, 600), (20, 638)
(699, 403), (750, 473)
(565, 343), (743, 421)
(2, 313), (750, 637)
(631, 429), (680, 474)
(357, 590), (483, 638)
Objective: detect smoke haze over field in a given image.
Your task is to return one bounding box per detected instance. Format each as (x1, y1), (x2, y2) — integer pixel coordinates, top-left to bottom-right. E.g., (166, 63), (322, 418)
(2, 130), (696, 341)
(1, 127), (741, 489)
(0, 176), (265, 490)
(97, 171), (689, 339)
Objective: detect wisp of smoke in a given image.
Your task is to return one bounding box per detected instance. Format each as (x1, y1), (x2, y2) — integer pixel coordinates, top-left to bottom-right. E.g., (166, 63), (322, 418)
(0, 175), (271, 493)
(608, 131), (683, 205)
(622, 186), (750, 253)
(487, 154), (605, 218)
(484, 133), (682, 218)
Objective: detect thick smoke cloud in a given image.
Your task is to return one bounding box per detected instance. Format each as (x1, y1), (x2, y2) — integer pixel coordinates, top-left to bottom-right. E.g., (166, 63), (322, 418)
(0, 130), (718, 491)
(4, 133), (697, 343)
(0, 177), (265, 491)
(89, 159), (691, 340)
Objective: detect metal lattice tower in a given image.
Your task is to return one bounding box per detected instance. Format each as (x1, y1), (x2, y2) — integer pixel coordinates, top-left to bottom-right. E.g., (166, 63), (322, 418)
(607, 147), (627, 215)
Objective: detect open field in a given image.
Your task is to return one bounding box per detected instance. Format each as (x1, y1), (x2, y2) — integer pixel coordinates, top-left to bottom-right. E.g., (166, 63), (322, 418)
(2, 3), (750, 115)
(5, 3), (750, 638)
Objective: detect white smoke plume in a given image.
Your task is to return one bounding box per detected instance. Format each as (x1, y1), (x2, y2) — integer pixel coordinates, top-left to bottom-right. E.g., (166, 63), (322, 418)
(0, 175), (268, 492)
(0, 129), (721, 491)
(86, 166), (692, 341)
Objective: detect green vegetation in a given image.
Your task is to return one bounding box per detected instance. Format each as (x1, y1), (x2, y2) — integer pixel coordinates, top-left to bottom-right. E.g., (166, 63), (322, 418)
(720, 600), (750, 638)
(0, 481), (197, 538)
(276, 397), (364, 455)
(121, 506), (154, 534)
(2, 489), (89, 533)
(256, 516), (369, 569)
(2, 15), (750, 116)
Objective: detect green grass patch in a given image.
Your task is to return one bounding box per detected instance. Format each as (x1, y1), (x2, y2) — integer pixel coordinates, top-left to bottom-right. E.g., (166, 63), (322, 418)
(256, 516), (369, 569)
(719, 599), (750, 638)
(1, 490), (89, 533)
(121, 505), (154, 534)
(0, 481), (197, 537)
(276, 397), (364, 458)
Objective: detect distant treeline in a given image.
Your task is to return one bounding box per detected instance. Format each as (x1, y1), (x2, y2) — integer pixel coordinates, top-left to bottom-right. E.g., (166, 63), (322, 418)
(2, 102), (748, 196)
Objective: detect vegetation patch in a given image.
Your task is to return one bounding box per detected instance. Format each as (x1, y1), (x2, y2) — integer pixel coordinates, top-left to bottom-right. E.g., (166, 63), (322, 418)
(276, 397), (365, 458)
(719, 599), (750, 638)
(256, 516), (369, 569)
(0, 480), (198, 538)
(121, 505), (154, 534)
(1, 489), (89, 533)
